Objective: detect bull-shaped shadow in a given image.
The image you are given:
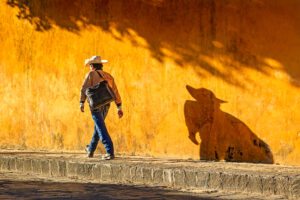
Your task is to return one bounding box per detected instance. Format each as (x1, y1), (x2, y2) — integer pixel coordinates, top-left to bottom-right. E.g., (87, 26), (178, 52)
(184, 85), (273, 163)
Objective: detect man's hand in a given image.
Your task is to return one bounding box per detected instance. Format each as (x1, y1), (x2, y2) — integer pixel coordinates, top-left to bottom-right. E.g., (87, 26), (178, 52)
(118, 110), (123, 118)
(80, 103), (84, 112)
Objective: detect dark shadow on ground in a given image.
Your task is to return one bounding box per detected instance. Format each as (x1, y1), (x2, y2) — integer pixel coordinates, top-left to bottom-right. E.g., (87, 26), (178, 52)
(6, 0), (300, 88)
(0, 179), (218, 200)
(184, 85), (273, 163)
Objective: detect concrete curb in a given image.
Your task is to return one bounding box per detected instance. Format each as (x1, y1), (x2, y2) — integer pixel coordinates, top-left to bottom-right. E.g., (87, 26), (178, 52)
(0, 153), (299, 198)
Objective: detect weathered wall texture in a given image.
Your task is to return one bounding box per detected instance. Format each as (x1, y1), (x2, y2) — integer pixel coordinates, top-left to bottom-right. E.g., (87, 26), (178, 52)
(0, 0), (299, 165)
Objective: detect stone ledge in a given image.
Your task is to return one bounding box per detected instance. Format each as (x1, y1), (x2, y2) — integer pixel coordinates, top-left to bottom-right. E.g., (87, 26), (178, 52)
(0, 153), (299, 198)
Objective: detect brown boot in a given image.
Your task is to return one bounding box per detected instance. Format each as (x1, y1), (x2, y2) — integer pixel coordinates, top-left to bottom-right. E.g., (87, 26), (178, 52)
(85, 145), (94, 158)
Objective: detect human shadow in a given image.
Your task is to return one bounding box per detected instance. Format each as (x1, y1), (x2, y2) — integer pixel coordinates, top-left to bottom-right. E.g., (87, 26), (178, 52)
(184, 85), (273, 163)
(6, 0), (300, 88)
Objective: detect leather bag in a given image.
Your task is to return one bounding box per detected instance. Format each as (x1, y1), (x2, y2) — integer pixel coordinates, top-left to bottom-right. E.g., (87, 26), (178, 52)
(85, 70), (116, 110)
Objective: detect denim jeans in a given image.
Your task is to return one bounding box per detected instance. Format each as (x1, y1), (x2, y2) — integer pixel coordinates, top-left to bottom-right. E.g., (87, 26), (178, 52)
(88, 104), (114, 154)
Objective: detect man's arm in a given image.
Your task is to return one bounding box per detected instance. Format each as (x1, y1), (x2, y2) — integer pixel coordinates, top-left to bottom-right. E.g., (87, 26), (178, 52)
(111, 77), (123, 118)
(80, 72), (93, 112)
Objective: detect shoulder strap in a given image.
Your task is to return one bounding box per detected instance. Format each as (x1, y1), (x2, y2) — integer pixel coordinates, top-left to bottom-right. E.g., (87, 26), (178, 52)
(95, 70), (105, 80)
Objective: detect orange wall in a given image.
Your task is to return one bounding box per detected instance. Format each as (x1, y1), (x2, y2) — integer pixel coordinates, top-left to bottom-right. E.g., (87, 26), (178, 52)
(0, 0), (300, 165)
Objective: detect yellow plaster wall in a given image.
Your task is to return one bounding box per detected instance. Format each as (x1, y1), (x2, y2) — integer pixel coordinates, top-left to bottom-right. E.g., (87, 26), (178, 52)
(0, 0), (300, 165)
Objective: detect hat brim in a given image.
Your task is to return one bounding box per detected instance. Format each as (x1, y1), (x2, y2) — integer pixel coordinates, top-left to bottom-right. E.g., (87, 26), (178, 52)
(85, 59), (108, 67)
(217, 99), (227, 103)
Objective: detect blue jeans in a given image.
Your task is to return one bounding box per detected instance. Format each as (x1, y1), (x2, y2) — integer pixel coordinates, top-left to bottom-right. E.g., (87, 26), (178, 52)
(88, 104), (114, 154)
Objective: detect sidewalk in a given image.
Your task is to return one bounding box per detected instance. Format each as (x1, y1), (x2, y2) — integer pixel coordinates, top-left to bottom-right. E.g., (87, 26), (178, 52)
(0, 151), (299, 198)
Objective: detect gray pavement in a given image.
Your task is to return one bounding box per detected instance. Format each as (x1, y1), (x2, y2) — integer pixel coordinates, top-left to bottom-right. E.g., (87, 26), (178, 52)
(0, 151), (299, 199)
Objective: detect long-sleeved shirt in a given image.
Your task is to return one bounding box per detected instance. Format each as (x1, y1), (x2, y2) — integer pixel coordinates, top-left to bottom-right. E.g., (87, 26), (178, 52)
(80, 70), (122, 107)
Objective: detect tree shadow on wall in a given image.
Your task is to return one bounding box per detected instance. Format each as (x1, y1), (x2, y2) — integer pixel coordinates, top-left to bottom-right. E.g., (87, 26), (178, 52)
(6, 0), (300, 88)
(184, 85), (273, 163)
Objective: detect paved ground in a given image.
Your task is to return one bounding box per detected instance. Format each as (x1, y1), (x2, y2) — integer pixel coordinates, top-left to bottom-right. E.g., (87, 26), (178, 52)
(0, 171), (288, 200)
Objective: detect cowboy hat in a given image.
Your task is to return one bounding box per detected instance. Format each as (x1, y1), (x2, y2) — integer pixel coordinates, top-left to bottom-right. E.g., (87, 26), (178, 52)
(85, 55), (108, 66)
(186, 85), (227, 103)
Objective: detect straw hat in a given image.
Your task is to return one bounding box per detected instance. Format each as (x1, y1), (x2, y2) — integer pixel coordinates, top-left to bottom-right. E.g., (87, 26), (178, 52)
(84, 55), (108, 66)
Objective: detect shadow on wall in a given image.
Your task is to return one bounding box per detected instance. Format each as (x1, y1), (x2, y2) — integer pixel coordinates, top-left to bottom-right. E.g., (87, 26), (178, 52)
(6, 0), (300, 88)
(184, 85), (273, 163)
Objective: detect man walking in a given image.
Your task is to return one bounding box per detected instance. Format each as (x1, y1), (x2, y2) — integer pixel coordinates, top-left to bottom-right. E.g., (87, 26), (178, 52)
(80, 55), (123, 160)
